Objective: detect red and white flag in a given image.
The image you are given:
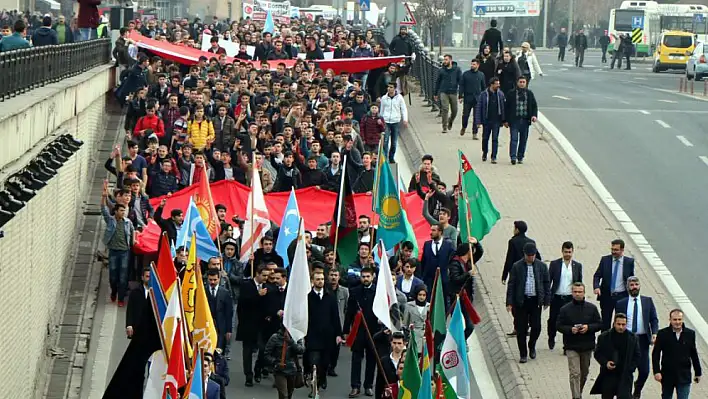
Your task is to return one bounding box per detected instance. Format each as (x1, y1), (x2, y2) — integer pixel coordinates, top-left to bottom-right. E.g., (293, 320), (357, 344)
(240, 166), (271, 262)
(372, 240), (398, 331)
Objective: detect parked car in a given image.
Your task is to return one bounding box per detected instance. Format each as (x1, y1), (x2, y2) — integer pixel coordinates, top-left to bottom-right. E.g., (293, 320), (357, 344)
(686, 41), (708, 81)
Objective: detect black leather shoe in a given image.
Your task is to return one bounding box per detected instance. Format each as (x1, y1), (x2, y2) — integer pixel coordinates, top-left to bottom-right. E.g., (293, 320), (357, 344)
(327, 369), (338, 377)
(548, 338), (555, 350)
(349, 388), (361, 398)
(364, 388), (374, 396)
(519, 356), (528, 363)
(253, 375), (261, 383)
(245, 379), (253, 387)
(529, 348), (537, 359)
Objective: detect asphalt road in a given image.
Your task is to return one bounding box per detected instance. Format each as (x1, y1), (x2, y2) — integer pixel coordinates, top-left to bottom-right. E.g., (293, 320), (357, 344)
(447, 48), (708, 320)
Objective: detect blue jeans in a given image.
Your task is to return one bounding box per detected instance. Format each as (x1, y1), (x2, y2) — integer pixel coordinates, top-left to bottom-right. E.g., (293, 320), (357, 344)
(78, 28), (96, 41)
(509, 120), (530, 161)
(108, 249), (130, 301)
(662, 382), (691, 399)
(481, 122), (501, 160)
(384, 122), (400, 160)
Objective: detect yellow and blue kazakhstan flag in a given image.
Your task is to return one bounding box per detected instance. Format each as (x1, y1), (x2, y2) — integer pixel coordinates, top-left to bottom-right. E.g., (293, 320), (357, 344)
(418, 338), (432, 399)
(375, 152), (407, 250)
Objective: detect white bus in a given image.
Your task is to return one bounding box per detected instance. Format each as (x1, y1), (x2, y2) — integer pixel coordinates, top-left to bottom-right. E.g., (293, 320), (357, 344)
(658, 4), (708, 42)
(608, 1), (660, 56)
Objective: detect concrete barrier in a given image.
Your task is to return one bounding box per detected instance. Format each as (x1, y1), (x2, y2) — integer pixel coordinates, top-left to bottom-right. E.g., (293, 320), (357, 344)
(0, 65), (115, 399)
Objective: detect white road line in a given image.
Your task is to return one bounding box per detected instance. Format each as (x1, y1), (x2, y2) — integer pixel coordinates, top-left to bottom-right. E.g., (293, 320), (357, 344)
(468, 331), (501, 399)
(559, 68), (569, 71)
(538, 111), (708, 351)
(700, 156), (708, 167)
(620, 100), (630, 105)
(639, 110), (650, 114)
(552, 95), (572, 100)
(634, 77), (649, 80)
(655, 120), (671, 128)
(658, 99), (678, 103)
(676, 135), (694, 147)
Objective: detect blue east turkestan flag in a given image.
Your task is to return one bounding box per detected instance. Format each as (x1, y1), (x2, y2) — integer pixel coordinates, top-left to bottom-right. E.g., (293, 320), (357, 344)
(176, 197), (220, 260)
(275, 188), (300, 268)
(148, 264), (168, 323)
(263, 9), (275, 34)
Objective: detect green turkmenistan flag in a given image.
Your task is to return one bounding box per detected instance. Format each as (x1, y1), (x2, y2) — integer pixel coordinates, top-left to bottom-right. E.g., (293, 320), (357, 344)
(399, 330), (421, 399)
(429, 270), (446, 337)
(457, 150), (500, 242)
(435, 363), (459, 399)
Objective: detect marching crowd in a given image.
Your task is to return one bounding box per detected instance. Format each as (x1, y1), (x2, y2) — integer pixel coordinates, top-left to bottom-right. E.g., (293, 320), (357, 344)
(95, 11), (705, 399)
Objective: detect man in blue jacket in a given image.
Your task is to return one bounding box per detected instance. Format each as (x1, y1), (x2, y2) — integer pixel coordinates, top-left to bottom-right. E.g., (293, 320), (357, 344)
(32, 16), (58, 47)
(458, 58), (486, 139)
(0, 20), (31, 52)
(434, 54), (462, 134)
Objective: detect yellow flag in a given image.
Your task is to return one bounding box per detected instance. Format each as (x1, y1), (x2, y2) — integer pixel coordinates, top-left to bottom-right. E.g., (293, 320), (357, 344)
(182, 236), (198, 333)
(193, 264), (218, 353)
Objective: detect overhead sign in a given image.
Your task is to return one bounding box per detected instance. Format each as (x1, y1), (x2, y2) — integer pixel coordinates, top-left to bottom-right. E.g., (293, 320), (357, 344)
(472, 0), (540, 17)
(401, 3), (417, 26)
(632, 15), (644, 29)
(359, 0), (370, 11)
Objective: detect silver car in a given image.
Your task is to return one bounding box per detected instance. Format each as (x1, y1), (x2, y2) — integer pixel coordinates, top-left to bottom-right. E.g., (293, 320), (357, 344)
(686, 41), (708, 81)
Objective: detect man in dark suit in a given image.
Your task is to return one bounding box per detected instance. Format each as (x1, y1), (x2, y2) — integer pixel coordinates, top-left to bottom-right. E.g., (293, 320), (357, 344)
(204, 355), (222, 399)
(343, 267), (379, 397)
(126, 267), (151, 339)
(591, 313), (641, 398)
(593, 239), (636, 331)
(264, 267), (288, 344)
(502, 220), (541, 283)
(547, 241), (583, 350)
(305, 270), (343, 392)
(652, 308), (702, 399)
(236, 265), (271, 386)
(374, 331), (406, 399)
(420, 224), (455, 300)
(614, 276), (658, 399)
(505, 243), (551, 363)
(395, 259), (426, 302)
(206, 269), (234, 352)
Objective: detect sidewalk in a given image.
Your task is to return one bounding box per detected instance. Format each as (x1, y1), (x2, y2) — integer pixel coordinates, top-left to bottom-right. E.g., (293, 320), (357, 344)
(401, 95), (708, 398)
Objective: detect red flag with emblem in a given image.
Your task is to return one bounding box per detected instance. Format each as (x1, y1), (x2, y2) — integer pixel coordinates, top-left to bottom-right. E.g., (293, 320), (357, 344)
(194, 167), (219, 239)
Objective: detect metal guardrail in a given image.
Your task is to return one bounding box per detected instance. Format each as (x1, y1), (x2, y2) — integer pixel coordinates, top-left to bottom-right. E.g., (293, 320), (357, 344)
(0, 38), (112, 102)
(407, 30), (441, 113)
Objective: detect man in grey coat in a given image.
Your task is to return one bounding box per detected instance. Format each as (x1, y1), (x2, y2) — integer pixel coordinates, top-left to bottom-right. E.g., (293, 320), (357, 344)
(327, 268), (349, 377)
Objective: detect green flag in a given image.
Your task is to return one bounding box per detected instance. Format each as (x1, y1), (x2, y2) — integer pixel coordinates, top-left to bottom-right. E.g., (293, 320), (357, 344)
(398, 330), (421, 399)
(457, 150), (500, 242)
(429, 271), (446, 337)
(435, 363), (459, 399)
(375, 155), (408, 250)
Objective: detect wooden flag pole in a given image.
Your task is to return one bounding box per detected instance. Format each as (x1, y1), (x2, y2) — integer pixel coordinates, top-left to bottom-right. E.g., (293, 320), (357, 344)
(148, 287), (169, 364)
(280, 329), (289, 367)
(249, 166), (256, 278)
(358, 304), (390, 387)
(332, 155), (348, 259)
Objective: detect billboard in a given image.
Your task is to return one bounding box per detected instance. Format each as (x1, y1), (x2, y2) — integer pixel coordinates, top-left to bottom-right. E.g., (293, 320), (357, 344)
(473, 0), (541, 17)
(243, 0), (292, 23)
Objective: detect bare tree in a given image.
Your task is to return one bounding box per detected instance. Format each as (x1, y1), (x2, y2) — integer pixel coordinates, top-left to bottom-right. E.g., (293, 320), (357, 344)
(413, 0), (463, 54)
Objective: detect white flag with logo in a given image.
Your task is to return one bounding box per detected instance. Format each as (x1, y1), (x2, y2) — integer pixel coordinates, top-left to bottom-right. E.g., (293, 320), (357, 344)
(372, 240), (398, 331)
(240, 166), (271, 262)
(441, 300), (471, 399)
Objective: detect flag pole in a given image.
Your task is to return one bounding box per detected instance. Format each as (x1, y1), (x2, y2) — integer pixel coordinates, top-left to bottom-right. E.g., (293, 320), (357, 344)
(357, 304), (391, 387)
(459, 166), (478, 276)
(332, 155), (348, 259)
(280, 329), (289, 367)
(369, 136), (384, 250)
(175, 277), (193, 370)
(249, 166), (256, 278)
(148, 287), (169, 364)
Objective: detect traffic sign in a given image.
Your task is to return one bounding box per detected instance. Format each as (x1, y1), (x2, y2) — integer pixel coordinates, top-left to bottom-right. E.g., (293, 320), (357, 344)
(695, 13), (705, 24)
(401, 3), (417, 25)
(632, 16), (644, 29)
(359, 0), (370, 12)
(632, 28), (643, 43)
(475, 5), (486, 15)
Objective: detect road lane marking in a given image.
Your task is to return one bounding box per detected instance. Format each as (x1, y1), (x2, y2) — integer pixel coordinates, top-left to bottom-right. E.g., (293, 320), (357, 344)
(655, 120), (671, 128)
(620, 100), (630, 104)
(538, 111), (708, 352)
(559, 68), (569, 71)
(658, 99), (678, 103)
(552, 95), (571, 100)
(676, 135), (694, 147)
(639, 110), (650, 114)
(634, 77), (649, 80)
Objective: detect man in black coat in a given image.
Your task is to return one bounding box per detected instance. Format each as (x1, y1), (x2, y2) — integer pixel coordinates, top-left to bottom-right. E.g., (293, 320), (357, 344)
(236, 265), (271, 386)
(547, 241), (583, 350)
(556, 282), (602, 399)
(479, 19), (504, 56)
(263, 268), (288, 351)
(506, 242), (550, 363)
(505, 76), (539, 165)
(343, 267), (379, 397)
(126, 267), (151, 339)
(154, 198), (184, 245)
(459, 58), (486, 138)
(652, 309), (702, 399)
(305, 270), (343, 391)
(591, 313), (641, 399)
(502, 220), (541, 283)
(374, 331), (406, 399)
(207, 269), (234, 352)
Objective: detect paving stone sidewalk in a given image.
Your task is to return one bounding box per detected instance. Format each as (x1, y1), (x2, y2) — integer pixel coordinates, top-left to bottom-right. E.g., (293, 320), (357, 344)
(400, 95), (708, 398)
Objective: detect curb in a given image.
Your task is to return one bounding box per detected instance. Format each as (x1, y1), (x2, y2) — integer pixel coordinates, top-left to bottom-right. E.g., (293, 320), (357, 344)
(400, 98), (533, 399)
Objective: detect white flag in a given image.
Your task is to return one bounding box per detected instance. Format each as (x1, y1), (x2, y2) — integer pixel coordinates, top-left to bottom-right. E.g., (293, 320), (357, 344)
(142, 351), (167, 398)
(441, 300), (471, 399)
(240, 166), (271, 262)
(283, 224), (311, 342)
(372, 241), (398, 331)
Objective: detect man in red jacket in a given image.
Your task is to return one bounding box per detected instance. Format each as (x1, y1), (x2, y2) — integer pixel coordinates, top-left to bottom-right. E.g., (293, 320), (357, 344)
(77, 0), (101, 41)
(359, 104), (385, 153)
(133, 102), (166, 145)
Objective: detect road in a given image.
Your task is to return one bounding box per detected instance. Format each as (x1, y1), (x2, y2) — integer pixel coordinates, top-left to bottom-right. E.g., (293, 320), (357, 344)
(81, 145), (495, 398)
(447, 48), (708, 321)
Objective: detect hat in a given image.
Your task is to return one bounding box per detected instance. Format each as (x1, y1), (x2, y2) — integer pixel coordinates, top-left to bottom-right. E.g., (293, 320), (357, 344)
(223, 238), (238, 248)
(523, 242), (537, 256)
(148, 132), (158, 141)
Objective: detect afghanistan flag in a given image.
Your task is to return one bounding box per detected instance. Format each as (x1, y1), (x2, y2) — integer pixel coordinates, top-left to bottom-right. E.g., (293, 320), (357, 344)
(457, 150), (500, 242)
(331, 155), (359, 267)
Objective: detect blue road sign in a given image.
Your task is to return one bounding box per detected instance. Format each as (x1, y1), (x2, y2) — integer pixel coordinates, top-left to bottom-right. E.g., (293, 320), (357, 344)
(632, 16), (644, 29)
(359, 0), (370, 11)
(695, 13), (705, 24)
(475, 5), (486, 15)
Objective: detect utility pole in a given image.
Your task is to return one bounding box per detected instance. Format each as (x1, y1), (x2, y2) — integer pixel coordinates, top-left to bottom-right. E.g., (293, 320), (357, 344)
(568, 0), (574, 35)
(543, 0), (549, 48)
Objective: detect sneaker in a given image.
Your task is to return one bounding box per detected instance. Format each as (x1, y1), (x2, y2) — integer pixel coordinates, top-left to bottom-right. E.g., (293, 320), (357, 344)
(482, 155), (487, 162)
(472, 132), (479, 140)
(442, 129), (448, 134)
(511, 160), (517, 165)
(491, 159), (497, 164)
(245, 379), (254, 387)
(460, 128), (466, 136)
(519, 356), (528, 363)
